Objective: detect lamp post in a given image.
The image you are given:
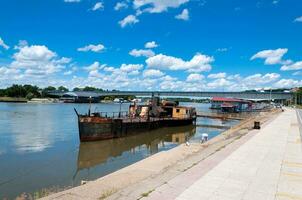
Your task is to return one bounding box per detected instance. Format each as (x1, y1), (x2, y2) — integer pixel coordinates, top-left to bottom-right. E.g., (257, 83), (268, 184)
(119, 99), (123, 118)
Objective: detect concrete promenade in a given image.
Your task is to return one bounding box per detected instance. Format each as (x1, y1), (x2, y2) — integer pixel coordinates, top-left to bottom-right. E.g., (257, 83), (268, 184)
(145, 109), (302, 200)
(42, 109), (301, 200)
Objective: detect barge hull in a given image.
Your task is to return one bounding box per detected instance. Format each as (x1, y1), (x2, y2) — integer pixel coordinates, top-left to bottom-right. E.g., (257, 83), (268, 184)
(78, 118), (195, 142)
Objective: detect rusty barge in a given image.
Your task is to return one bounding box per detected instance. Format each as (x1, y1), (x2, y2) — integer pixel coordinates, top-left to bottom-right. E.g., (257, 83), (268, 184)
(74, 96), (196, 142)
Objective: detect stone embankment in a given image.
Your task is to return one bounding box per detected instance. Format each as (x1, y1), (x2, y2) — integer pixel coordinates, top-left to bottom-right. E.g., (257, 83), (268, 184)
(42, 109), (282, 200)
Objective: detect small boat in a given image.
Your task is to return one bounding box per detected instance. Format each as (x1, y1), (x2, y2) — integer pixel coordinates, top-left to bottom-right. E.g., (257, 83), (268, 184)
(74, 96), (196, 142)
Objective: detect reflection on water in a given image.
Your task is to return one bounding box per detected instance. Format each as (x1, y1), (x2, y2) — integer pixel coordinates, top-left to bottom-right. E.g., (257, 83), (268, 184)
(0, 102), (241, 199)
(76, 126), (195, 171)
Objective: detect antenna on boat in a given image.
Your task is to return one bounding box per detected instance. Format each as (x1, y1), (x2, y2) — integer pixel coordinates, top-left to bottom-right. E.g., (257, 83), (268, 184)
(88, 96), (92, 116)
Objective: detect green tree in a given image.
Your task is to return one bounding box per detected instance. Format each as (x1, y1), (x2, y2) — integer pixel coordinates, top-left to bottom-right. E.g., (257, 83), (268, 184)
(44, 86), (56, 91)
(6, 85), (27, 97)
(83, 86), (97, 91)
(58, 86), (68, 92)
(73, 87), (81, 92)
(23, 85), (41, 97)
(0, 89), (5, 97)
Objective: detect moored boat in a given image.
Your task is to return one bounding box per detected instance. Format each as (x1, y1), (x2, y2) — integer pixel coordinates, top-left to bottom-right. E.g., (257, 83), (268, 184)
(74, 96), (196, 142)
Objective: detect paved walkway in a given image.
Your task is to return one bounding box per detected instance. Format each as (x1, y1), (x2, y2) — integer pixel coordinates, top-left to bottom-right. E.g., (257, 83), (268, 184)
(145, 109), (302, 200)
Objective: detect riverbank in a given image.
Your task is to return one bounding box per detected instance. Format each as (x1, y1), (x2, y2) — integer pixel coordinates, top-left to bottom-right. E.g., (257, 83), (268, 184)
(0, 97), (27, 103)
(41, 108), (281, 200)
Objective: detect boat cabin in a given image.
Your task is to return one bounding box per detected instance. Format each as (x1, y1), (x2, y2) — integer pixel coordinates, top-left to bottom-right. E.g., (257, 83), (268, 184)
(172, 107), (195, 119)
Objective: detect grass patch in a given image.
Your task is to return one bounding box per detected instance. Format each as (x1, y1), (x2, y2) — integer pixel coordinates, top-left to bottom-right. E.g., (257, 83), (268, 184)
(99, 188), (117, 200)
(0, 97), (27, 102)
(139, 189), (155, 199)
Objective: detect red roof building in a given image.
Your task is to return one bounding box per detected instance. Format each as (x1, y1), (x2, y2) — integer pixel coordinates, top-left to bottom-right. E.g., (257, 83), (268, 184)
(211, 97), (252, 112)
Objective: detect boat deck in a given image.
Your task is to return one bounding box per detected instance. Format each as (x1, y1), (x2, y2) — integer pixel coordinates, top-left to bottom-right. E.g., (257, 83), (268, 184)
(120, 117), (194, 123)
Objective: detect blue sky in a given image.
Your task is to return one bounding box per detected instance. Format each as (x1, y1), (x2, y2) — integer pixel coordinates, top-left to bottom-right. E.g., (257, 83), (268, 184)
(0, 0), (302, 91)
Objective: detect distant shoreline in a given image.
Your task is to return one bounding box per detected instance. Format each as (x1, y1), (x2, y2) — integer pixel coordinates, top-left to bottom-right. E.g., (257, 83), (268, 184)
(0, 97), (210, 104)
(0, 97), (28, 103)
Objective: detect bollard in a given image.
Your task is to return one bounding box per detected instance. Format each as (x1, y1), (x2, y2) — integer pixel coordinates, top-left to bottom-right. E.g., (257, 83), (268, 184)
(253, 121), (260, 129)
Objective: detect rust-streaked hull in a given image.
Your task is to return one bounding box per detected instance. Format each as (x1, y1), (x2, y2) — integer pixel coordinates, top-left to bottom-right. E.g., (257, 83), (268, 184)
(78, 116), (195, 142)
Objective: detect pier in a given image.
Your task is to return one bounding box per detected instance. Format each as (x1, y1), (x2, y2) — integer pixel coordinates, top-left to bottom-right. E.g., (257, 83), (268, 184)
(42, 108), (302, 200)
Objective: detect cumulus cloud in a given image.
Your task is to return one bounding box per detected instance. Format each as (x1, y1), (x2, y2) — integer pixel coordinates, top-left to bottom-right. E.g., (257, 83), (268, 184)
(186, 73), (204, 82)
(243, 73), (280, 85)
(63, 71), (73, 75)
(207, 78), (233, 88)
(84, 61), (105, 72)
(133, 0), (189, 13)
(0, 44), (73, 88)
(143, 69), (164, 77)
(0, 37), (9, 50)
(274, 79), (302, 88)
(294, 16), (302, 22)
(175, 9), (189, 21)
(119, 15), (139, 28)
(208, 72), (226, 79)
(293, 71), (302, 76)
(280, 61), (302, 71)
(250, 48), (291, 65)
(77, 43), (105, 52)
(92, 2), (104, 11)
(64, 0), (81, 3)
(10, 45), (70, 75)
(145, 41), (158, 49)
(146, 53), (213, 72)
(129, 49), (155, 57)
(120, 64), (143, 72)
(114, 2), (128, 10)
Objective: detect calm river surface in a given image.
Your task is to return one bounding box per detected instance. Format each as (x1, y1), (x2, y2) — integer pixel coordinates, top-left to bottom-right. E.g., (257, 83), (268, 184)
(0, 102), (240, 199)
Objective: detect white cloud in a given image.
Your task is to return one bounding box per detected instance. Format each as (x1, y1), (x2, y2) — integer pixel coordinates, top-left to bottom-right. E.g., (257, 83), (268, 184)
(272, 0), (279, 4)
(92, 2), (104, 11)
(207, 78), (233, 88)
(250, 48), (291, 65)
(14, 40), (28, 50)
(216, 48), (228, 52)
(89, 70), (102, 78)
(143, 69), (164, 78)
(227, 74), (241, 81)
(129, 49), (155, 57)
(133, 0), (189, 13)
(208, 72), (226, 79)
(146, 53), (213, 72)
(84, 61), (105, 72)
(175, 9), (189, 21)
(120, 64), (143, 72)
(114, 2), (128, 10)
(119, 15), (139, 28)
(145, 41), (158, 49)
(243, 73), (280, 85)
(294, 16), (302, 22)
(0, 37), (9, 50)
(0, 44), (72, 88)
(64, 0), (81, 3)
(186, 73), (204, 82)
(77, 43), (105, 52)
(63, 70), (73, 75)
(10, 45), (69, 75)
(280, 61), (302, 71)
(273, 79), (302, 88)
(0, 67), (20, 76)
(293, 71), (302, 76)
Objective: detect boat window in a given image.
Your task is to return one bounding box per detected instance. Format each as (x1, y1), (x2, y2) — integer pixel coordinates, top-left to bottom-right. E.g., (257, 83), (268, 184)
(176, 109), (180, 113)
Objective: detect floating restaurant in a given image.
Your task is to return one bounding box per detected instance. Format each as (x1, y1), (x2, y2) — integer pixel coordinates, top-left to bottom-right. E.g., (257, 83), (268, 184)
(211, 97), (252, 112)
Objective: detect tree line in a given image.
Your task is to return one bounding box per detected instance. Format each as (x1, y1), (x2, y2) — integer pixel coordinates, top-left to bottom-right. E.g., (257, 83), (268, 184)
(0, 84), (109, 99)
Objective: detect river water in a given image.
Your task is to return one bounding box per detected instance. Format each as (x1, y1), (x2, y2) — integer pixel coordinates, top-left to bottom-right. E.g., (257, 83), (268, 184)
(0, 102), (240, 199)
